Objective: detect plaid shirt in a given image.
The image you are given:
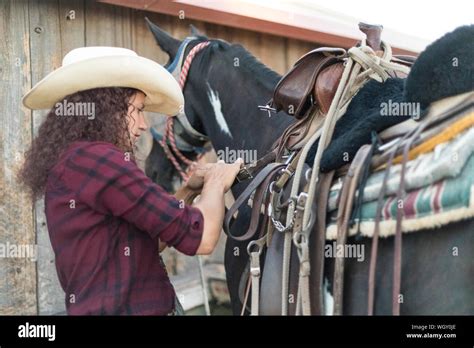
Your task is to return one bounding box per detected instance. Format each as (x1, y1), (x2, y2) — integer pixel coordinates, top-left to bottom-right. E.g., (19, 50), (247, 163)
(44, 141), (203, 315)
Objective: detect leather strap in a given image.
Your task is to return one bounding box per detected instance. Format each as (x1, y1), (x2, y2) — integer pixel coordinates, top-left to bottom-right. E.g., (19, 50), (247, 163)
(240, 271), (251, 316)
(248, 235), (266, 316)
(367, 116), (430, 315)
(332, 145), (372, 315)
(240, 192), (276, 315)
(371, 98), (473, 169)
(272, 108), (318, 159)
(293, 189), (310, 315)
(237, 149), (278, 182)
(224, 163), (285, 241)
(311, 170), (335, 314)
(368, 134), (412, 315)
(392, 120), (430, 314)
(367, 102), (472, 314)
(249, 251), (260, 316)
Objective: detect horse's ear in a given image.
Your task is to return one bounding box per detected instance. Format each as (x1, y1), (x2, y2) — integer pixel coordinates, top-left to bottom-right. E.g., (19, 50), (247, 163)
(145, 17), (180, 60)
(189, 24), (203, 36)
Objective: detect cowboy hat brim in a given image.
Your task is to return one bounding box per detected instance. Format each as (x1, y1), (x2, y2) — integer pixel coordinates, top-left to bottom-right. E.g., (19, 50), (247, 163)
(22, 55), (184, 115)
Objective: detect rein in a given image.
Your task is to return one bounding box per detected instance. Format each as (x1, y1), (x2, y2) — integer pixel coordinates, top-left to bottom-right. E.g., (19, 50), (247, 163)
(158, 40), (211, 181)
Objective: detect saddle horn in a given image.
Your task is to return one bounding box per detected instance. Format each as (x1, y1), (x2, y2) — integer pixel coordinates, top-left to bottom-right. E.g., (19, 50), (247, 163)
(359, 22), (383, 51)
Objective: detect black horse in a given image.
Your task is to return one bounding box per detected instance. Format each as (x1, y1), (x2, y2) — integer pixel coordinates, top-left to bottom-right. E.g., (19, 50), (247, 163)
(145, 22), (474, 315)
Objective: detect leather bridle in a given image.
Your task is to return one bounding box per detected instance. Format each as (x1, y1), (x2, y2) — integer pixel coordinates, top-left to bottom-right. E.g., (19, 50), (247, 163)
(153, 37), (210, 181)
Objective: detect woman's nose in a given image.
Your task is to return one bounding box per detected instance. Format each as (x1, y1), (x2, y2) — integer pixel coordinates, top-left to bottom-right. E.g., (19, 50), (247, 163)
(139, 113), (148, 131)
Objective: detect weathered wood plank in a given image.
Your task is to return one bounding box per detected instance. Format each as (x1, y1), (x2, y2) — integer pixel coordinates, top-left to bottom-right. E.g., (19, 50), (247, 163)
(58, 0), (86, 55)
(286, 38), (316, 68)
(28, 0), (67, 315)
(0, 0), (37, 315)
(131, 11), (172, 63)
(259, 33), (287, 75)
(84, 0), (132, 48)
(202, 19), (233, 42)
(232, 27), (262, 62)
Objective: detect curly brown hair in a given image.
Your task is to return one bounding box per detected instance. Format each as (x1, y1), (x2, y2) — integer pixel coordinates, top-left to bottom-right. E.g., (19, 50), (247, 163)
(19, 87), (139, 200)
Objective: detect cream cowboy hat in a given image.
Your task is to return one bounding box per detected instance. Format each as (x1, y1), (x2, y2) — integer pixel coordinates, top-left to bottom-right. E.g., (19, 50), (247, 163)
(22, 46), (183, 115)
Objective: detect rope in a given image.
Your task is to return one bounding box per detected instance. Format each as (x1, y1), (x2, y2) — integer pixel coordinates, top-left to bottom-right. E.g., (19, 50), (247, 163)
(293, 55), (357, 316)
(158, 41), (211, 182)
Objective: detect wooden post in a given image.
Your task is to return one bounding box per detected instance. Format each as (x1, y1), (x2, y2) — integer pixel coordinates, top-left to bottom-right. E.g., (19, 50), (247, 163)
(28, 0), (67, 315)
(85, 0), (132, 48)
(0, 0), (37, 315)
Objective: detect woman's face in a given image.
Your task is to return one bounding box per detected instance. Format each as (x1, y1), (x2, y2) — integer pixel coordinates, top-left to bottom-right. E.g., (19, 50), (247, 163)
(127, 91), (148, 144)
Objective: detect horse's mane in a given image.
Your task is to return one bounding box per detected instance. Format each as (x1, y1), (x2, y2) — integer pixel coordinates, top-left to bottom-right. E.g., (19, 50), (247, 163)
(196, 38), (281, 89)
(227, 43), (282, 87)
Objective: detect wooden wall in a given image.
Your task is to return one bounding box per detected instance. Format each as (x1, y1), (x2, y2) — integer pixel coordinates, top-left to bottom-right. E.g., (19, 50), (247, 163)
(0, 0), (316, 315)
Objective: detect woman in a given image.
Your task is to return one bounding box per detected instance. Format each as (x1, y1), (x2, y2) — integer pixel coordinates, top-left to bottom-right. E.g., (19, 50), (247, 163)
(19, 47), (241, 315)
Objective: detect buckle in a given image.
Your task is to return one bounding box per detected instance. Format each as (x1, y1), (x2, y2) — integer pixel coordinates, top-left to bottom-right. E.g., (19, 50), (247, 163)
(250, 266), (261, 277)
(247, 239), (265, 256)
(236, 166), (253, 182)
(296, 192), (308, 210)
(269, 180), (280, 194)
(283, 151), (297, 165)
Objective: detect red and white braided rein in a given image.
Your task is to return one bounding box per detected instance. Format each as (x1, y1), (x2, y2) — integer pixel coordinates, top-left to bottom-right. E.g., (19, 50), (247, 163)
(159, 41), (210, 182)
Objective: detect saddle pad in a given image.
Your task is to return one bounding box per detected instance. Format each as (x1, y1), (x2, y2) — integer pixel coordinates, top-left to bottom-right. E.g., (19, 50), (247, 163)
(327, 125), (474, 211)
(391, 113), (474, 165)
(306, 78), (411, 172)
(325, 153), (474, 239)
(404, 25), (474, 112)
(379, 91), (474, 143)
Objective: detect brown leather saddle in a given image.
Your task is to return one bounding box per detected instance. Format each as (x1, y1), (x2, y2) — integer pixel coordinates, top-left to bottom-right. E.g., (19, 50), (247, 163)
(268, 23), (416, 161)
(270, 47), (346, 118)
(269, 23), (385, 119)
(268, 23), (419, 122)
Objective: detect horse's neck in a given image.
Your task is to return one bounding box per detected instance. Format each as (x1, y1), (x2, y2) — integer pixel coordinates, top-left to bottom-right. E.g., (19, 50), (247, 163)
(203, 74), (292, 156)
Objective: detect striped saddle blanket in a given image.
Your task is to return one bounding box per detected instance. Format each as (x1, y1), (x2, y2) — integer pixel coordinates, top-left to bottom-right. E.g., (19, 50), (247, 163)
(325, 97), (474, 240)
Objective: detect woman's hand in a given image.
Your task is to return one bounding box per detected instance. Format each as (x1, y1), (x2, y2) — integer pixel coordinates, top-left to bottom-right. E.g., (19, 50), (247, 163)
(193, 158), (243, 193)
(193, 158), (243, 255)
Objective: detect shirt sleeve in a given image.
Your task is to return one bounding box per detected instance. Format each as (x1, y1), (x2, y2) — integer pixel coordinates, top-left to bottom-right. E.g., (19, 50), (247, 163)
(61, 142), (203, 256)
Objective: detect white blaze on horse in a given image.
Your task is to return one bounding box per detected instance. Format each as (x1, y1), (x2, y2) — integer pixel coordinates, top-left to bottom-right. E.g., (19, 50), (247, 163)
(206, 83), (233, 138)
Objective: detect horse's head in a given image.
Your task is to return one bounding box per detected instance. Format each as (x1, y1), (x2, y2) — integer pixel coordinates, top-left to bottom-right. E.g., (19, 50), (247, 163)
(144, 19), (208, 191)
(144, 18), (291, 191)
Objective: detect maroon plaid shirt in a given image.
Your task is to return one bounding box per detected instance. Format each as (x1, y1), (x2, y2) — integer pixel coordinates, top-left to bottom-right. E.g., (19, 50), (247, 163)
(44, 141), (203, 315)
